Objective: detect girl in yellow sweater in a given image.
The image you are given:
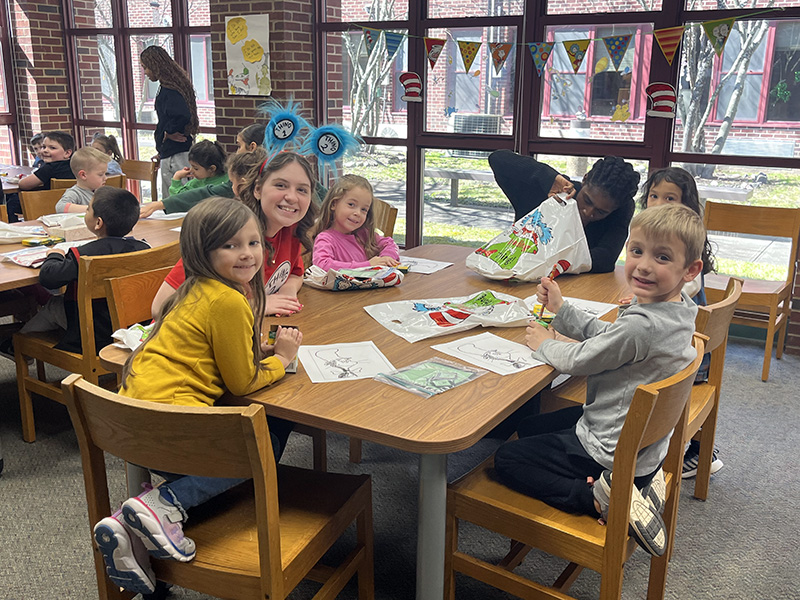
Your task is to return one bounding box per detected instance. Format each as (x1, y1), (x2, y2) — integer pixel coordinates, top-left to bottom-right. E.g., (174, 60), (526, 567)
(92, 196), (302, 595)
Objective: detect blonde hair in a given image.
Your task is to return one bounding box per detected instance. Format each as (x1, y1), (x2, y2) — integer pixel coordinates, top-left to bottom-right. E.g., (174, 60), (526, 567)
(312, 174), (380, 258)
(629, 203), (705, 267)
(70, 146), (110, 176)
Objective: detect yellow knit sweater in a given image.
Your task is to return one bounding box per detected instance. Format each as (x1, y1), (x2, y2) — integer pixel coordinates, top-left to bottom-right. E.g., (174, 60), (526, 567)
(121, 278), (284, 406)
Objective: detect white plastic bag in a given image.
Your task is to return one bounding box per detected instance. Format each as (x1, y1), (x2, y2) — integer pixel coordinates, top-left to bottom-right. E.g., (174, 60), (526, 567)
(466, 195), (591, 281)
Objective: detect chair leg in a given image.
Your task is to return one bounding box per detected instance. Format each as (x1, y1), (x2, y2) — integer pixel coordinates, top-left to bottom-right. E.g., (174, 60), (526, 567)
(776, 303), (790, 360)
(443, 510), (458, 600)
(762, 304), (779, 382)
(15, 344), (35, 443)
(694, 415), (718, 502)
(349, 437), (363, 463)
(599, 566), (624, 600)
(356, 495), (375, 599)
(646, 553), (670, 600)
(312, 428), (327, 473)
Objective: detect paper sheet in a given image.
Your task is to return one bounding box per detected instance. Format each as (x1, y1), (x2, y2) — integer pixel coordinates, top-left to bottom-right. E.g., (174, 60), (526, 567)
(523, 295), (617, 319)
(144, 210), (187, 221)
(398, 255), (453, 274)
(432, 332), (544, 376)
(297, 341), (395, 383)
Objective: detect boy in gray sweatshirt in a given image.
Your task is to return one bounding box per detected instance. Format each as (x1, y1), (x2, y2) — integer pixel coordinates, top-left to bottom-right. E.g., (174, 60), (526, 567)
(495, 204), (705, 557)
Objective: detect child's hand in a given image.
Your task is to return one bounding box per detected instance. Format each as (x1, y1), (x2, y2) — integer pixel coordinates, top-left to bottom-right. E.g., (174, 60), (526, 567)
(265, 294), (303, 316)
(618, 292), (634, 305)
(46, 248), (66, 257)
(140, 201), (165, 218)
(369, 256), (399, 267)
(172, 167), (191, 181)
(272, 326), (302, 367)
(537, 277), (564, 314)
(525, 321), (555, 351)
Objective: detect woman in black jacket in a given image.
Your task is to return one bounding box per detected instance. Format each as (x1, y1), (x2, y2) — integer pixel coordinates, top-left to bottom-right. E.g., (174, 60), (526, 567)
(488, 150), (640, 273)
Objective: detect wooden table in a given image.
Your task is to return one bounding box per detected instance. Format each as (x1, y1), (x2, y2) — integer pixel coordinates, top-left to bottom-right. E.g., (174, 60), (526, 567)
(1, 165), (35, 194)
(0, 217), (183, 292)
(98, 244), (627, 599)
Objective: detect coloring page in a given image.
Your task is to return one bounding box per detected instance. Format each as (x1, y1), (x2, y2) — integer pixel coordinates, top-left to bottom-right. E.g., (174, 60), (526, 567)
(298, 341), (395, 383)
(432, 332), (543, 376)
(398, 255), (453, 274)
(523, 295), (617, 319)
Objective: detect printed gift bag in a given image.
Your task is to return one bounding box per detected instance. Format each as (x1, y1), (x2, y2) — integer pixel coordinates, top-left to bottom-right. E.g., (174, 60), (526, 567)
(466, 195), (592, 281)
(304, 265), (403, 291)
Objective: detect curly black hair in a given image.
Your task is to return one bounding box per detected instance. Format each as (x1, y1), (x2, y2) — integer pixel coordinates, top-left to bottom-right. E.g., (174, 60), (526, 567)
(583, 156), (641, 213)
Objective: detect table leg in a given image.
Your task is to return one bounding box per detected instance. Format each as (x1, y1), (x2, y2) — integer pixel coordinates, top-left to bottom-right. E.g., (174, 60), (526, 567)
(416, 453), (448, 600)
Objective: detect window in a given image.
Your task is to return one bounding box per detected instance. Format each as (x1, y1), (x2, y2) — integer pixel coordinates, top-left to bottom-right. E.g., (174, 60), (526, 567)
(767, 21), (800, 122)
(0, 5), (18, 164)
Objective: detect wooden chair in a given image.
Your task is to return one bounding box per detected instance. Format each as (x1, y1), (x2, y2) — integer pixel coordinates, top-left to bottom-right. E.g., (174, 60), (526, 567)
(0, 204), (8, 223)
(371, 197), (398, 237)
(703, 200), (800, 381)
(19, 188), (66, 220)
(122, 158), (160, 203)
(51, 178), (77, 189)
(105, 266), (329, 472)
(14, 241), (181, 443)
(62, 373), (374, 600)
(445, 334), (704, 600)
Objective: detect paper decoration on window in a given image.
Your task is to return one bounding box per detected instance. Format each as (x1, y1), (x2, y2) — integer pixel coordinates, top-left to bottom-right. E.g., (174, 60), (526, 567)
(364, 28), (381, 57)
(301, 123), (362, 181)
(702, 17), (736, 57)
(529, 42), (554, 77)
(653, 26), (685, 66)
(458, 40), (482, 72)
(489, 42), (513, 74)
(399, 72), (423, 102)
(562, 39), (590, 74)
(424, 37), (445, 70)
(225, 14), (271, 96)
(384, 32), (405, 60)
(259, 99), (311, 156)
(646, 82), (677, 118)
(602, 35), (632, 71)
(611, 102), (631, 122)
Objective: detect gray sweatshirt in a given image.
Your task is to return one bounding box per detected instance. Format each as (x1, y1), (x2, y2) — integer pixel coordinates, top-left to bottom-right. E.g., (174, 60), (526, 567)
(56, 185), (94, 213)
(534, 291), (698, 475)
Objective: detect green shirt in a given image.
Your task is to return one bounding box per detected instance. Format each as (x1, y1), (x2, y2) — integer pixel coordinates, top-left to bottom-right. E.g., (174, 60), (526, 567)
(168, 173), (229, 198)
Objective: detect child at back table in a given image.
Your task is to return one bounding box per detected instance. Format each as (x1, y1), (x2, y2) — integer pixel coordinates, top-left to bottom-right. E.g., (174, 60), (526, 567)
(92, 196), (302, 596)
(91, 133), (125, 176)
(17, 131), (76, 191)
(494, 203), (705, 558)
(56, 147), (109, 213)
(168, 139), (228, 196)
(312, 174), (399, 271)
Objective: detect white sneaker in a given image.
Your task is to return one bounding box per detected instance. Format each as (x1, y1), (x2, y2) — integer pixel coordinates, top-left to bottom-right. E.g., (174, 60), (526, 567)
(122, 485), (196, 562)
(93, 509), (156, 595)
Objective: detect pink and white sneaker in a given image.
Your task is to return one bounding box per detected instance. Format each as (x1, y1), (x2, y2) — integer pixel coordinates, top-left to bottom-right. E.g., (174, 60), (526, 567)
(121, 485), (196, 562)
(93, 509), (156, 595)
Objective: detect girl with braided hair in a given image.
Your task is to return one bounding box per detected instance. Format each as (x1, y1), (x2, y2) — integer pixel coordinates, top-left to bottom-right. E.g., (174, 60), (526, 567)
(488, 150), (640, 273)
(140, 45), (200, 199)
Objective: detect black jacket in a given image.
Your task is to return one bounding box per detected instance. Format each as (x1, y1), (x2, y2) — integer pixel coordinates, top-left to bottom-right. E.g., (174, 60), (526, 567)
(154, 86), (193, 159)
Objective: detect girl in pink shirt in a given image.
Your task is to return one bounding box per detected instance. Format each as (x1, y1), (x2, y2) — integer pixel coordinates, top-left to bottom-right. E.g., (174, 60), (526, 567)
(311, 174), (399, 271)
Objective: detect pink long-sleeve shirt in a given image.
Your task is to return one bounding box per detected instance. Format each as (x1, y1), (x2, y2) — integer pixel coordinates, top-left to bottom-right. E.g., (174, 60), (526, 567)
(312, 228), (400, 271)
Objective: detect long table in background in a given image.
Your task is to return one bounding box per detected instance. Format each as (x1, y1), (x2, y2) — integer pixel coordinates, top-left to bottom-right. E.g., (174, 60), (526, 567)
(1, 165), (35, 195)
(0, 217), (183, 292)
(238, 244), (628, 600)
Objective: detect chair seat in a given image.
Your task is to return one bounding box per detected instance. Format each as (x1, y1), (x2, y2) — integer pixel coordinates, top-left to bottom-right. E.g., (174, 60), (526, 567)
(155, 465), (371, 598)
(543, 376), (587, 410)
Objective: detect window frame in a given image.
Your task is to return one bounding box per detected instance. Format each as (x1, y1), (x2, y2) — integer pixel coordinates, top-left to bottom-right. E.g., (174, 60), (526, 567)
(0, 0), (20, 163)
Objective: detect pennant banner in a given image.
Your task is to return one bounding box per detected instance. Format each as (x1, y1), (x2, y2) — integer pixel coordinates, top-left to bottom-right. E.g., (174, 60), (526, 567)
(529, 42), (554, 77)
(703, 17), (736, 57)
(458, 40), (482, 72)
(489, 42), (513, 74)
(653, 26), (685, 65)
(424, 37), (446, 70)
(602, 35), (632, 71)
(363, 28), (380, 57)
(384, 32), (405, 60)
(563, 39), (590, 74)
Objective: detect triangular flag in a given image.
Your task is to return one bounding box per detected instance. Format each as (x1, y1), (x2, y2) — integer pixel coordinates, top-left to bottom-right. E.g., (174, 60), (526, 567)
(457, 40), (482, 73)
(489, 42), (513, 74)
(424, 37), (446, 70)
(384, 32), (405, 60)
(654, 26), (686, 65)
(562, 39), (590, 73)
(529, 42), (554, 77)
(602, 35), (632, 71)
(702, 17), (736, 57)
(363, 28), (381, 57)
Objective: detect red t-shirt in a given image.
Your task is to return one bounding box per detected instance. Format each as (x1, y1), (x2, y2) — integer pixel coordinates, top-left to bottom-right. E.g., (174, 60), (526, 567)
(164, 225), (304, 293)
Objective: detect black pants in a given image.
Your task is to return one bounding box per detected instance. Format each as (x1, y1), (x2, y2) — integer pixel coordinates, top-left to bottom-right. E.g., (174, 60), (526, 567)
(4, 193), (21, 222)
(494, 406), (655, 516)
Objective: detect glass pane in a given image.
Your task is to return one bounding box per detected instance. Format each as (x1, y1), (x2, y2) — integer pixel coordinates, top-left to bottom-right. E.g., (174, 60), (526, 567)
(0, 126), (13, 164)
(72, 0), (112, 27)
(686, 0), (800, 10)
(428, 0), (522, 18)
(190, 34), (216, 127)
(0, 45), (7, 112)
(130, 35), (174, 125)
(135, 129), (158, 203)
(422, 149), (515, 248)
(536, 153), (648, 191)
(425, 27), (516, 137)
(126, 0), (172, 27)
(326, 0), (407, 23)
(330, 30), (409, 139)
(540, 24), (651, 143)
(342, 143), (407, 244)
(673, 20), (800, 158)
(80, 126), (122, 149)
(188, 0), (210, 27)
(548, 0), (660, 14)
(76, 35), (119, 121)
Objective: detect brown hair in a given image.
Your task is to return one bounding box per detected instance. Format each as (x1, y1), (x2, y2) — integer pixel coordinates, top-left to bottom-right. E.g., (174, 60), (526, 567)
(629, 203), (705, 268)
(139, 46), (199, 135)
(312, 174), (380, 258)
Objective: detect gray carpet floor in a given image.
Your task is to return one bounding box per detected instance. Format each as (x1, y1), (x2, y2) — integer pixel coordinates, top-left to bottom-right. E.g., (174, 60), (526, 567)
(1, 336), (798, 600)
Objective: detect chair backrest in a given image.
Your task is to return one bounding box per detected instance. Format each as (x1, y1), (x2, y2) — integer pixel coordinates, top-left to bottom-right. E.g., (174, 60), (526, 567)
(76, 241), (181, 361)
(372, 197), (398, 238)
(704, 201), (800, 286)
(20, 188), (67, 220)
(106, 266), (173, 330)
(122, 159), (159, 203)
(61, 374), (281, 587)
(695, 277), (743, 356)
(104, 174), (127, 189)
(51, 178), (77, 189)
(0, 204), (7, 223)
